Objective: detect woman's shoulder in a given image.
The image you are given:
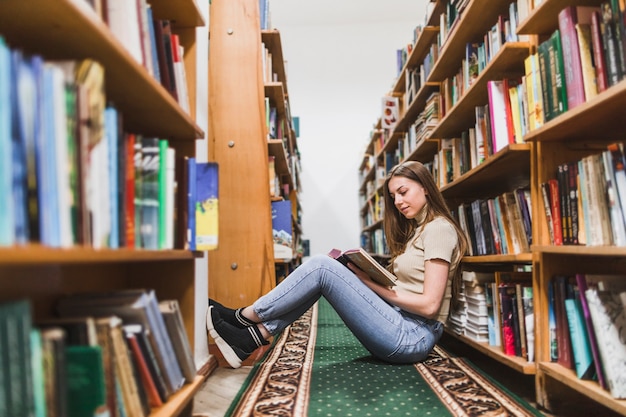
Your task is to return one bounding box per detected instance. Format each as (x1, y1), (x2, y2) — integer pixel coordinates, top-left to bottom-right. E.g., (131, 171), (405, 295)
(425, 216), (455, 231)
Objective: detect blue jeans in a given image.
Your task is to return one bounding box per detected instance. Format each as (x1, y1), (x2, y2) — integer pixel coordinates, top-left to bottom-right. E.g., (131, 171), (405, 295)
(253, 254), (444, 364)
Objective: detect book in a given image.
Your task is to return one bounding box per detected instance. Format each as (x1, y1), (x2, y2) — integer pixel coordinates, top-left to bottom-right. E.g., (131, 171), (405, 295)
(56, 289), (185, 396)
(575, 274), (606, 388)
(124, 331), (162, 409)
(549, 29), (569, 118)
(565, 293), (595, 379)
(158, 299), (196, 383)
(328, 247), (397, 287)
(575, 23), (598, 102)
(65, 345), (109, 417)
(40, 327), (68, 417)
(123, 323), (169, 403)
(590, 10), (609, 93)
(93, 317), (121, 417)
(195, 162), (219, 251)
(186, 157), (196, 250)
(0, 37), (12, 246)
(585, 286), (626, 398)
(272, 200), (293, 260)
(139, 137), (159, 249)
(558, 6), (599, 109)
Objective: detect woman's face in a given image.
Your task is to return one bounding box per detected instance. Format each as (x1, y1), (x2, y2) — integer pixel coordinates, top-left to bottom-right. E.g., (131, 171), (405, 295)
(388, 175), (427, 220)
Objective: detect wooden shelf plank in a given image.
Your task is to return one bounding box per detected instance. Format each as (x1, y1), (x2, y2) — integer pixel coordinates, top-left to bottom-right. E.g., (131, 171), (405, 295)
(516, 0), (600, 36)
(445, 329), (536, 374)
(151, 375), (207, 417)
(539, 362), (626, 416)
(524, 79), (626, 143)
(150, 0), (206, 28)
(0, 0), (203, 140)
(0, 246), (201, 265)
(441, 144), (531, 202)
(427, 0), (513, 82)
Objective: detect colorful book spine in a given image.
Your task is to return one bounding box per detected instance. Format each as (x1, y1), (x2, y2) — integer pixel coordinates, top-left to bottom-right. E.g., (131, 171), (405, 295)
(186, 157), (196, 251)
(195, 162), (219, 251)
(0, 37), (13, 246)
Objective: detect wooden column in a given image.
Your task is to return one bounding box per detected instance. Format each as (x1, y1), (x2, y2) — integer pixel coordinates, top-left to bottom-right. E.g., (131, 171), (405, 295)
(207, 0), (276, 307)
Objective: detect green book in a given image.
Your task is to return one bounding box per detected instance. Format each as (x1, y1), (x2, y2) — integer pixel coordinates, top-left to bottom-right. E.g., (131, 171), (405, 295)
(65, 345), (109, 417)
(537, 38), (553, 122)
(158, 139), (169, 249)
(549, 29), (568, 117)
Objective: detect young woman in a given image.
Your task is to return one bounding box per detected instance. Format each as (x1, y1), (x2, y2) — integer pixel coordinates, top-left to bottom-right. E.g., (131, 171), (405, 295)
(207, 161), (468, 368)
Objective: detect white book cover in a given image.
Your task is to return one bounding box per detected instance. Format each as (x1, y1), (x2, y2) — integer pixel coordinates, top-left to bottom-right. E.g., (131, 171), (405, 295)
(585, 288), (626, 399)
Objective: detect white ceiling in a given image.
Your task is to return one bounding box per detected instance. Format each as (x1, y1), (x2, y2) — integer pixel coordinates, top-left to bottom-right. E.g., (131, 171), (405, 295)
(268, 0), (428, 27)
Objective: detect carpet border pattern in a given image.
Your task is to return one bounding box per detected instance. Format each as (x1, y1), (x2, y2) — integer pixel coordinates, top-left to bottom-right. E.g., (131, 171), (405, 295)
(415, 345), (540, 417)
(228, 304), (318, 416)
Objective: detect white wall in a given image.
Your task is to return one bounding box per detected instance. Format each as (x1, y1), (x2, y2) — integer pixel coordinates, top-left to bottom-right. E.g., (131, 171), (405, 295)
(269, 1), (430, 256)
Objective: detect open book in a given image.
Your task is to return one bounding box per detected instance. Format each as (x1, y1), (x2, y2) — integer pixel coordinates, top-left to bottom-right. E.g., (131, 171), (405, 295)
(328, 247), (397, 287)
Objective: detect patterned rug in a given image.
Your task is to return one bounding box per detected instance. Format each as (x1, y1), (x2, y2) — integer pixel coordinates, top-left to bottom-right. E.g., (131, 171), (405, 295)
(225, 299), (543, 417)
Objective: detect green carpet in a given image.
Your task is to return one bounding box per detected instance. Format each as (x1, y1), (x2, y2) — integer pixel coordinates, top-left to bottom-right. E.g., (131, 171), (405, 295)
(310, 300), (450, 417)
(226, 298), (543, 416)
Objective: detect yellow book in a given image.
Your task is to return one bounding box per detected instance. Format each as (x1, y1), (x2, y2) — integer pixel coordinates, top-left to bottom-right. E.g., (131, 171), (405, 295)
(508, 83), (523, 143)
(575, 23), (598, 101)
(195, 162), (219, 251)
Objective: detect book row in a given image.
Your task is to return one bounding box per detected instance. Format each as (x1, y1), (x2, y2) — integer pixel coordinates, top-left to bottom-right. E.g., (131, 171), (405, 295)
(540, 142), (626, 247)
(0, 290), (196, 417)
(448, 270), (534, 362)
(0, 39), (218, 251)
(547, 273), (626, 399)
(453, 189), (532, 256)
(88, 0), (190, 111)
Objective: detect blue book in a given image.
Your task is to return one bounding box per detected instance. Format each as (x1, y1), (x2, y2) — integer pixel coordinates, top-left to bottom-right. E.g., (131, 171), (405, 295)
(271, 200), (292, 259)
(11, 50), (31, 244)
(195, 162), (218, 251)
(0, 37), (13, 246)
(146, 6), (161, 84)
(105, 106), (119, 248)
(186, 157), (196, 250)
(565, 297), (594, 379)
(40, 63), (62, 247)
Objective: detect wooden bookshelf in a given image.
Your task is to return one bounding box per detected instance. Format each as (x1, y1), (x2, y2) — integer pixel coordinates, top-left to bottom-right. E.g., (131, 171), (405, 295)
(368, 0), (626, 414)
(359, 0), (538, 399)
(0, 0), (207, 415)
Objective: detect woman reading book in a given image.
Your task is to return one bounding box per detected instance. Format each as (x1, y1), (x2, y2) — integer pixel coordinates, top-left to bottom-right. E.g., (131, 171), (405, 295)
(208, 161), (468, 368)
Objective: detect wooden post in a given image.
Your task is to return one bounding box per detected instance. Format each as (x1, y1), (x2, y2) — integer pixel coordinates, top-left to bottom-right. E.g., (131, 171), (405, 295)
(207, 0), (276, 307)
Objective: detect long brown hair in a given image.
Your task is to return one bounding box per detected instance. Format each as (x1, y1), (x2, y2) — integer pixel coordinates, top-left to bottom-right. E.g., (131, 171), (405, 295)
(382, 161), (468, 309)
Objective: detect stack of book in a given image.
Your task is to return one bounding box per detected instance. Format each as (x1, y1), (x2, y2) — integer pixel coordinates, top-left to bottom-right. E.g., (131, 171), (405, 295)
(462, 271), (494, 343)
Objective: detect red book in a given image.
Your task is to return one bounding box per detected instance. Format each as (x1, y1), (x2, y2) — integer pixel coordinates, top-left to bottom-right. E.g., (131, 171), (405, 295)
(125, 133), (136, 248)
(126, 333), (164, 408)
(548, 178), (564, 245)
(590, 11), (609, 93)
(558, 6), (599, 108)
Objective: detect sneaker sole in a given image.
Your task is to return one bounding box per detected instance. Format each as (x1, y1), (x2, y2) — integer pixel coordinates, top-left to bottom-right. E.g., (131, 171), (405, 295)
(206, 306), (243, 369)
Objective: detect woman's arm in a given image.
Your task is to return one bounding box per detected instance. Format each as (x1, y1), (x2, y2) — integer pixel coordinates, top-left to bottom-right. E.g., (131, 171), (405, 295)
(348, 258), (450, 319)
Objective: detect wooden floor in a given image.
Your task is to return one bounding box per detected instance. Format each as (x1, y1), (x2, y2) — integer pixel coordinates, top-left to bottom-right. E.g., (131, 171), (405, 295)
(192, 344), (271, 417)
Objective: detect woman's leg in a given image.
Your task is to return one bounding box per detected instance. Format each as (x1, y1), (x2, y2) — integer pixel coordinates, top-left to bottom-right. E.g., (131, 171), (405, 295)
(209, 254), (443, 367)
(253, 254), (442, 363)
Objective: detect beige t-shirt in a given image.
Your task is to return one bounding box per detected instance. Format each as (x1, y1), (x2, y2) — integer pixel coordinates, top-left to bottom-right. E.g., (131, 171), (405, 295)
(392, 217), (461, 323)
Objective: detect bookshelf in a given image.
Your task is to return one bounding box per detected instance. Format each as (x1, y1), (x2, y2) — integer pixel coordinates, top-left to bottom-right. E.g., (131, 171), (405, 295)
(0, 0), (208, 415)
(360, 0), (626, 414)
(207, 0), (303, 306)
(518, 1), (626, 414)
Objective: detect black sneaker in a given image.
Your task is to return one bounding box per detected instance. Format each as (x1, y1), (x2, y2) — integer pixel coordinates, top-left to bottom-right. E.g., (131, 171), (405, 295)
(206, 306), (267, 368)
(208, 298), (255, 329)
